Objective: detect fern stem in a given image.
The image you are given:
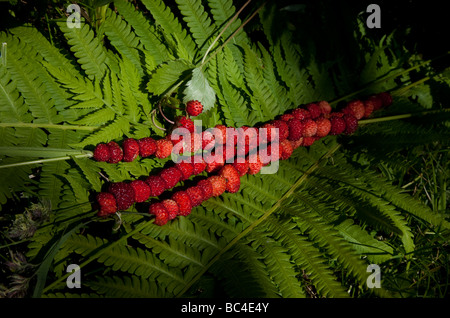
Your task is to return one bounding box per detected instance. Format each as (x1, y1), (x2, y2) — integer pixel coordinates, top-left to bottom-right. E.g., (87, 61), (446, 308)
(176, 143), (342, 297)
(0, 153), (93, 169)
(358, 108), (450, 125)
(200, 0), (252, 67)
(200, 1), (268, 69)
(0, 122), (98, 131)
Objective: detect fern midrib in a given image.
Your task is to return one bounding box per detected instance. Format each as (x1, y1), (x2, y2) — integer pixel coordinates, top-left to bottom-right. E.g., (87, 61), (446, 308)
(176, 143), (342, 297)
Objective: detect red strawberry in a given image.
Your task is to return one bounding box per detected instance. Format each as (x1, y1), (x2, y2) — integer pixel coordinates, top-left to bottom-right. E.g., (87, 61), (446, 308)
(176, 116), (195, 133)
(270, 120), (289, 141)
(279, 139), (294, 160)
(197, 179), (214, 201)
(107, 141), (123, 163)
(202, 130), (216, 150)
(130, 180), (151, 202)
(93, 143), (110, 162)
(232, 159), (249, 176)
(280, 113), (294, 122)
(186, 100), (203, 117)
(149, 202), (169, 226)
(247, 155), (263, 175)
(171, 191), (193, 216)
(208, 176), (227, 197)
(138, 137), (157, 157)
(145, 175), (167, 197)
(205, 151), (225, 173)
(290, 137), (303, 149)
(191, 155), (207, 174)
(287, 118), (304, 141)
(343, 100), (365, 120)
(108, 182), (135, 210)
(259, 123), (279, 145)
(343, 114), (358, 135)
(159, 167), (183, 189)
(96, 192), (117, 216)
(315, 117), (332, 137)
(363, 99), (375, 118)
(292, 108), (311, 121)
(330, 115), (346, 135)
(213, 124), (227, 145)
(377, 92), (393, 107)
(302, 119), (317, 137)
(318, 101), (332, 115)
(175, 161), (194, 180)
(155, 138), (173, 159)
(122, 138), (140, 162)
(219, 164), (241, 193)
(236, 126), (258, 156)
(367, 94), (383, 111)
(186, 186), (204, 207)
(302, 136), (318, 147)
(306, 103), (322, 119)
(161, 199), (179, 220)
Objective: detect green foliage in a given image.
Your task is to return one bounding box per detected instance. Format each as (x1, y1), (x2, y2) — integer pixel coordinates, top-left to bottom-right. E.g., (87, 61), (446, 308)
(0, 0), (449, 299)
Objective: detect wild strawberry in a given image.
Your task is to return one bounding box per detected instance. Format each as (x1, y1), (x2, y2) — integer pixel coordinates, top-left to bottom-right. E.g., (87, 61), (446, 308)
(302, 136), (317, 147)
(330, 115), (346, 135)
(233, 159), (249, 176)
(247, 155), (263, 175)
(191, 155), (207, 174)
(175, 161), (194, 180)
(176, 116), (195, 133)
(315, 117), (332, 137)
(270, 120), (289, 141)
(219, 164), (241, 193)
(145, 175), (167, 197)
(343, 114), (358, 135)
(130, 180), (151, 202)
(363, 99), (375, 118)
(93, 143), (110, 162)
(213, 124), (227, 145)
(149, 202), (169, 226)
(343, 100), (365, 120)
(302, 119), (318, 137)
(107, 141), (123, 163)
(159, 167), (183, 189)
(208, 176), (227, 197)
(171, 191), (193, 216)
(280, 113), (294, 122)
(161, 199), (179, 220)
(108, 182), (135, 210)
(202, 130), (216, 150)
(287, 118), (304, 141)
(122, 138), (140, 162)
(292, 108), (311, 121)
(155, 138), (173, 159)
(318, 101), (332, 115)
(279, 139), (294, 160)
(259, 123), (279, 145)
(138, 137), (157, 158)
(205, 151), (225, 173)
(186, 186), (205, 207)
(306, 103), (322, 119)
(197, 179), (214, 201)
(96, 192), (117, 216)
(236, 126), (258, 156)
(367, 94), (383, 111)
(186, 100), (203, 117)
(377, 92), (393, 107)
(290, 137), (303, 149)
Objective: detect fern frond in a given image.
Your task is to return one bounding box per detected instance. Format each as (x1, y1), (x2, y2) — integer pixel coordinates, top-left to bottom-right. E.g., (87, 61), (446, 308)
(87, 275), (167, 298)
(57, 20), (108, 79)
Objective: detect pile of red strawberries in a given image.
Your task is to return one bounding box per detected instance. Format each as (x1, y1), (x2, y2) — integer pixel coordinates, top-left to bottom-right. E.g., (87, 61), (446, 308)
(93, 93), (392, 225)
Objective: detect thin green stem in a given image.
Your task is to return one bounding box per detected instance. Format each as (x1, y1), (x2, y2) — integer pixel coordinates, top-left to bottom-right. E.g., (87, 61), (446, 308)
(200, 0), (252, 67)
(0, 122), (98, 131)
(358, 108), (449, 125)
(0, 153), (93, 169)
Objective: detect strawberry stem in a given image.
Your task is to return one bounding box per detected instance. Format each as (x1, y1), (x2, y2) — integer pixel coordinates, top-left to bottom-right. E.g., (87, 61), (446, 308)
(0, 122), (98, 131)
(359, 108), (450, 125)
(0, 152), (93, 169)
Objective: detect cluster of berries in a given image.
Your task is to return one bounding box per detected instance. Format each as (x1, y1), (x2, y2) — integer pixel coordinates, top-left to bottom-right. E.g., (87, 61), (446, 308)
(95, 93), (392, 225)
